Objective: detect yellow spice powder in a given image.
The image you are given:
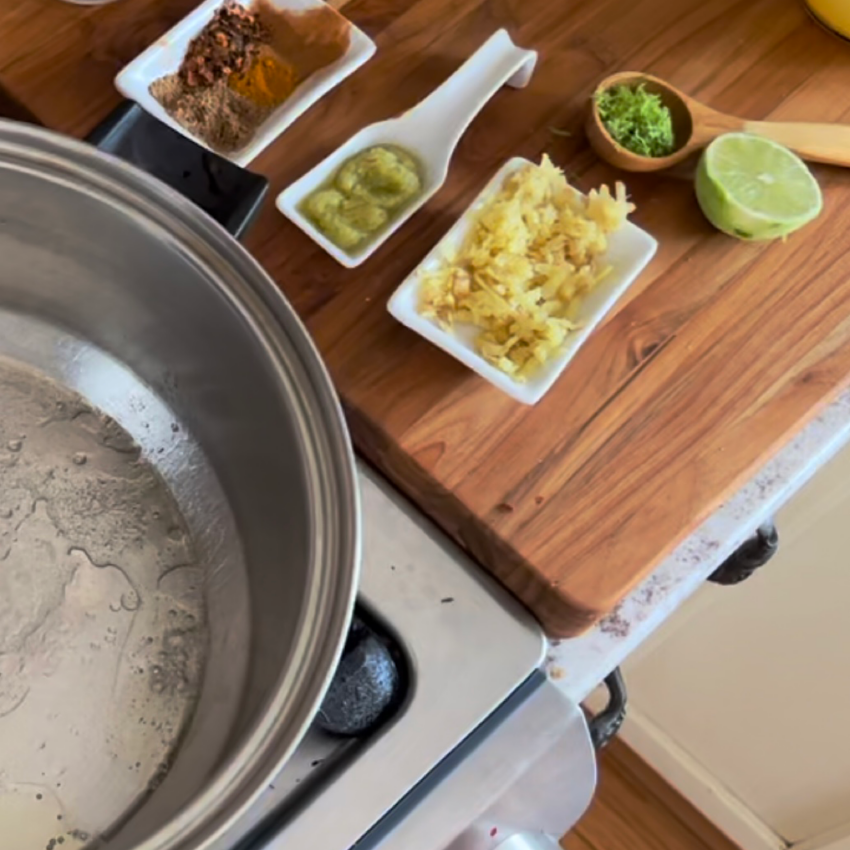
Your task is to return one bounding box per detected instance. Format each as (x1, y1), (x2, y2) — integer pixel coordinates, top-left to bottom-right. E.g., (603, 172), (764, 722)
(229, 47), (299, 109)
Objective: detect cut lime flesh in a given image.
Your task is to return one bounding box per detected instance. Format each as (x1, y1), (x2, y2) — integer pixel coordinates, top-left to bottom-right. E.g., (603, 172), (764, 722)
(696, 133), (822, 241)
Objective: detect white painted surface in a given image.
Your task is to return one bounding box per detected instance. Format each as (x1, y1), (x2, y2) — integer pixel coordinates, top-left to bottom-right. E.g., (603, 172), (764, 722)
(610, 433), (850, 850)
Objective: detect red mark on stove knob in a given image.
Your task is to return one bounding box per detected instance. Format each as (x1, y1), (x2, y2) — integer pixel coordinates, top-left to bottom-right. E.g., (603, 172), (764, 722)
(490, 827), (498, 838)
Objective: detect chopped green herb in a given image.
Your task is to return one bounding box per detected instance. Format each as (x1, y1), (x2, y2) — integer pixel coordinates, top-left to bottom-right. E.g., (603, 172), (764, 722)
(595, 83), (675, 158)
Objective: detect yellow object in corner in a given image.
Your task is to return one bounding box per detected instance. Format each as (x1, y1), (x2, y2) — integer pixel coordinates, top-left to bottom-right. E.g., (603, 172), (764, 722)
(806, 0), (850, 39)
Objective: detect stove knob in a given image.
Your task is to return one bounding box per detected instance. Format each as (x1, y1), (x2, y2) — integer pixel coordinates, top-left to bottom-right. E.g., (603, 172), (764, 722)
(316, 632), (400, 736)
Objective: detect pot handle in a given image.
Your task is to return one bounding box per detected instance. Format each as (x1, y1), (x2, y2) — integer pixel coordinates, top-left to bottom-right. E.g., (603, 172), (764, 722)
(85, 100), (268, 239)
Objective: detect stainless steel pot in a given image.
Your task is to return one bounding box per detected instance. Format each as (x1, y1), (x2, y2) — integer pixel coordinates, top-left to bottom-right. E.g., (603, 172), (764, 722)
(0, 117), (359, 848)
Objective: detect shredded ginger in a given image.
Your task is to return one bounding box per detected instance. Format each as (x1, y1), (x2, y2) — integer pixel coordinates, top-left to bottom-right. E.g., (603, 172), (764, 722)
(418, 155), (634, 380)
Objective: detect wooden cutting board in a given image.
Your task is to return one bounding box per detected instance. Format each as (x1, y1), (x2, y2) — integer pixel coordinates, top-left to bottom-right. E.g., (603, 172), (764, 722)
(3, 0), (850, 636)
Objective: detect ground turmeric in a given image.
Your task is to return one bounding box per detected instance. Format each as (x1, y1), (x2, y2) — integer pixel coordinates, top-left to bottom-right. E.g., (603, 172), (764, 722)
(229, 47), (299, 109)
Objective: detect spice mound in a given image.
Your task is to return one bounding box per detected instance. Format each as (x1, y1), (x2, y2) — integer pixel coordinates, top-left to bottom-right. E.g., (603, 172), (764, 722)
(150, 0), (350, 155)
(300, 145), (423, 252)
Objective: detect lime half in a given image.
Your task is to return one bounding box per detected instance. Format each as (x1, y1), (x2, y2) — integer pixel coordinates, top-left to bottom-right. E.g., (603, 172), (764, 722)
(696, 133), (822, 241)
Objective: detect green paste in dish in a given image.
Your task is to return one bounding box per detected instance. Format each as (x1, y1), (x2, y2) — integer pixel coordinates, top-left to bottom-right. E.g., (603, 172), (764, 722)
(596, 83), (675, 158)
(301, 145), (423, 252)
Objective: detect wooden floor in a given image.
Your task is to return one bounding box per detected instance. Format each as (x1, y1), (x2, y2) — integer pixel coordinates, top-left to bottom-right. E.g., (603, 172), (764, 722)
(561, 740), (740, 850)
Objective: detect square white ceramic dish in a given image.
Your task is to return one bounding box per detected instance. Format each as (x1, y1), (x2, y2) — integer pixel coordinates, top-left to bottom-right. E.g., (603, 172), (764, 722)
(387, 157), (659, 405)
(115, 0), (376, 166)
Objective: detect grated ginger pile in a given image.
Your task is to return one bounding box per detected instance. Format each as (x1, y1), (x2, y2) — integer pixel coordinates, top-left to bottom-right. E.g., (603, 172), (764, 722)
(418, 155), (634, 380)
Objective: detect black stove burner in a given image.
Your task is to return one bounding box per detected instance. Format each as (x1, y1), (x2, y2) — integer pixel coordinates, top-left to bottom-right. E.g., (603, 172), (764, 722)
(316, 612), (405, 737)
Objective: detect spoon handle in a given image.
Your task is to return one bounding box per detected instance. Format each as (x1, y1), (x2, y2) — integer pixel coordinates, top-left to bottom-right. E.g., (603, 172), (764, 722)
(403, 30), (537, 157)
(744, 120), (850, 167)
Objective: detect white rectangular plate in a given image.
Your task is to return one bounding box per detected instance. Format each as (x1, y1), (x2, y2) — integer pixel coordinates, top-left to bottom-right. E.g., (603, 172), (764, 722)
(387, 157), (658, 405)
(115, 0), (376, 166)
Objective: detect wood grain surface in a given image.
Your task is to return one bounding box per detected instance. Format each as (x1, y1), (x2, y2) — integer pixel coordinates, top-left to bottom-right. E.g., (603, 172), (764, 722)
(2, 0), (849, 635)
(561, 739), (740, 850)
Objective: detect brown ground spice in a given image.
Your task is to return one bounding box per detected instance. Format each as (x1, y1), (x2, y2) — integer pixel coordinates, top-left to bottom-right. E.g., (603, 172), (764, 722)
(150, 74), (271, 154)
(256, 0), (351, 81)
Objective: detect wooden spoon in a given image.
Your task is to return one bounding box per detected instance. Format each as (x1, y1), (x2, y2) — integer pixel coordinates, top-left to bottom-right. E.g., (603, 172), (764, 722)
(586, 71), (850, 172)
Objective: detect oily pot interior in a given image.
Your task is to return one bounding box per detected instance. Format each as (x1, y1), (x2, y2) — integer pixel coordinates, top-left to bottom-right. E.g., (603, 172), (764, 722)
(0, 150), (319, 846)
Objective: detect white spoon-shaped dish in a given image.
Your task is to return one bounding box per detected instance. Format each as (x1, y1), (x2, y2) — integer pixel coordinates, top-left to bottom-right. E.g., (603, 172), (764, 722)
(276, 29), (538, 267)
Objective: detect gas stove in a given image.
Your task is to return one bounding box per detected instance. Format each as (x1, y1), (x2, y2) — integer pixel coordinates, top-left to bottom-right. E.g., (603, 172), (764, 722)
(216, 463), (595, 850)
